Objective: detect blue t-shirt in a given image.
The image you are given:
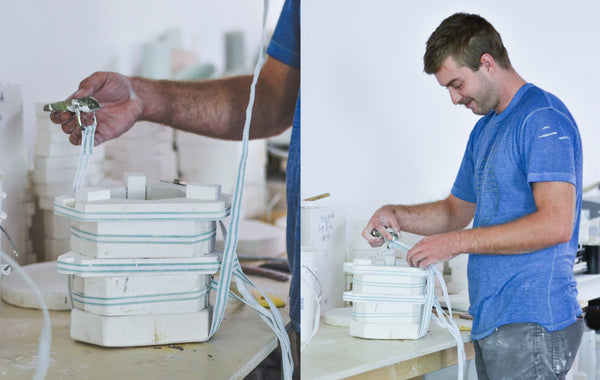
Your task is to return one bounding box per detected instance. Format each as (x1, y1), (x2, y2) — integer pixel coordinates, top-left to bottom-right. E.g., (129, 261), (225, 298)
(452, 83), (583, 340)
(266, 0), (300, 333)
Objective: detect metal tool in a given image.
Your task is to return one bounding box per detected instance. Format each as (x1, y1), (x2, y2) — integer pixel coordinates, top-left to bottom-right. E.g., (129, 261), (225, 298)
(370, 229), (399, 240)
(43, 97), (101, 129)
(371, 228), (401, 249)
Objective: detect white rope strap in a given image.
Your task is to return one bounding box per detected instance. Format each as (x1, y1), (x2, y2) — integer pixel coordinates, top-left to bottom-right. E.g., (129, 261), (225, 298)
(386, 239), (466, 380)
(208, 0), (293, 377)
(73, 113), (96, 190)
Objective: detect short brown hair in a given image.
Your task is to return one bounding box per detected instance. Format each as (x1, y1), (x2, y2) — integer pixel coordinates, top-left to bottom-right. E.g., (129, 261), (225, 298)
(423, 13), (511, 74)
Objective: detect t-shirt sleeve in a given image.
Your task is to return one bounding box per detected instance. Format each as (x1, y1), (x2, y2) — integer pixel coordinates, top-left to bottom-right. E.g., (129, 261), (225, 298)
(266, 0), (300, 69)
(451, 131), (477, 204)
(520, 108), (577, 185)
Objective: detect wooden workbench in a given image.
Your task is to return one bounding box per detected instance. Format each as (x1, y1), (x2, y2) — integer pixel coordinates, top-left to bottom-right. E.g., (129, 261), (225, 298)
(0, 275), (290, 379)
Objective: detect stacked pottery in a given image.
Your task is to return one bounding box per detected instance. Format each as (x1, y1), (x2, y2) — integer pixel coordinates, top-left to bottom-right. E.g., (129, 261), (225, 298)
(55, 174), (231, 347)
(33, 102), (105, 261)
(103, 121), (177, 182)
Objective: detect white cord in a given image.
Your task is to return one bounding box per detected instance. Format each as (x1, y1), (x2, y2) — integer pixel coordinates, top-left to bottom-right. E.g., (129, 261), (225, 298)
(0, 251), (52, 379)
(72, 113), (96, 190)
(386, 238), (466, 380)
(300, 265), (322, 351)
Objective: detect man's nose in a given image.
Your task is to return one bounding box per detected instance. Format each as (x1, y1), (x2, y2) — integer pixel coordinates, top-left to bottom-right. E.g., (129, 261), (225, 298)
(448, 87), (461, 105)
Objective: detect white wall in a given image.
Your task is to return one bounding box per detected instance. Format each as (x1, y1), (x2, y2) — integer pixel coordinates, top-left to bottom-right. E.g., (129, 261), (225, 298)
(0, 0), (284, 161)
(302, 0), (600, 242)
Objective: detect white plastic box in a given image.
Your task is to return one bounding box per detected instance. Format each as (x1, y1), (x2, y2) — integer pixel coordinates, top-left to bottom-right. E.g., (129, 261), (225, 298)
(343, 257), (430, 340)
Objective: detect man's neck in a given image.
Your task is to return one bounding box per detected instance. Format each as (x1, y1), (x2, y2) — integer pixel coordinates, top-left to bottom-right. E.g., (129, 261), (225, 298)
(494, 69), (527, 114)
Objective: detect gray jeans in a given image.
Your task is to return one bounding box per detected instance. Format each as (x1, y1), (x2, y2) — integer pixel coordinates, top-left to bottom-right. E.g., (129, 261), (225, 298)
(473, 318), (584, 380)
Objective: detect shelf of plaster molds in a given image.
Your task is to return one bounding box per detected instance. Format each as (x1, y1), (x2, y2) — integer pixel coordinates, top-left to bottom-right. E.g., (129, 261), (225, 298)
(53, 179), (232, 221)
(70, 306), (212, 347)
(71, 274), (212, 316)
(56, 251), (221, 277)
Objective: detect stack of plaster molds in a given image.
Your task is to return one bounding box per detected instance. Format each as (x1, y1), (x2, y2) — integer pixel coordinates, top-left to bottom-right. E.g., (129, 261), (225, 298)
(33, 103), (105, 261)
(103, 121), (177, 182)
(343, 256), (429, 340)
(0, 83), (34, 264)
(175, 131), (267, 219)
(55, 173), (231, 347)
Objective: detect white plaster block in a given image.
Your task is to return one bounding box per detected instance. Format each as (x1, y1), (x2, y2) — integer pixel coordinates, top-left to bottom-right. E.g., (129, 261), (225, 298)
(33, 166), (77, 184)
(72, 275), (210, 316)
(69, 219), (216, 258)
(186, 183), (221, 200)
(70, 231), (215, 259)
(43, 209), (71, 239)
(38, 196), (56, 211)
(54, 181), (231, 223)
(34, 181), (73, 199)
(125, 173), (146, 200)
(34, 140), (79, 158)
(344, 261), (428, 295)
(75, 187), (111, 203)
(70, 307), (211, 347)
(348, 320), (423, 340)
(43, 236), (71, 261)
(71, 219), (214, 236)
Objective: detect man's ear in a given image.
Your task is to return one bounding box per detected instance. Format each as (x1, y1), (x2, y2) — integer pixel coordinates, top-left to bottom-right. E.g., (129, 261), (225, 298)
(479, 53), (495, 73)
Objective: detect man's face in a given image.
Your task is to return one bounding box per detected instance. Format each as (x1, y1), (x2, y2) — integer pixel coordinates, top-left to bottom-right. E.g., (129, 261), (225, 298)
(434, 55), (498, 115)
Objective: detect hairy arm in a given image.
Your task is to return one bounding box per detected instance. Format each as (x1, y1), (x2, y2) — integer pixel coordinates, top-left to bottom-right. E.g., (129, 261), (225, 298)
(361, 193), (476, 244)
(406, 181), (576, 267)
(52, 57), (299, 145)
(137, 56), (299, 140)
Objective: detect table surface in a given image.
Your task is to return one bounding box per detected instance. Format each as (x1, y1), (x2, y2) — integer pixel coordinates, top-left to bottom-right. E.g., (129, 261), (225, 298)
(301, 313), (473, 380)
(0, 274), (290, 380)
(300, 274), (600, 380)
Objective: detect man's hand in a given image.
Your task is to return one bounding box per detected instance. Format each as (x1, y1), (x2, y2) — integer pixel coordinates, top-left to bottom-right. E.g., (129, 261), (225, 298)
(361, 205), (401, 247)
(50, 72), (144, 146)
(406, 232), (462, 268)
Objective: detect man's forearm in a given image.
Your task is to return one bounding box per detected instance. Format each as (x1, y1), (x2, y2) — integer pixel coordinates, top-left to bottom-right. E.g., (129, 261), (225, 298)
(131, 57), (299, 141)
(132, 75), (254, 140)
(394, 196), (475, 236)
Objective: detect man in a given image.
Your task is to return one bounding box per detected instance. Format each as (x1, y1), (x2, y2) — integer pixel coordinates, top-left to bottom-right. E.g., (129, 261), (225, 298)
(362, 13), (583, 379)
(50, 0), (300, 376)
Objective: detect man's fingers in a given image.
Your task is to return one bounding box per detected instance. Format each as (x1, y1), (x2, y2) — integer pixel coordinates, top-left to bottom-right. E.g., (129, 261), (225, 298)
(68, 129), (82, 146)
(50, 111), (74, 124)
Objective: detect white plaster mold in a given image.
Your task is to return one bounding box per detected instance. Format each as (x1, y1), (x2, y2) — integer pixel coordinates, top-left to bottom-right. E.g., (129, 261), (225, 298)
(70, 307), (212, 347)
(53, 175), (230, 346)
(343, 258), (429, 340)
